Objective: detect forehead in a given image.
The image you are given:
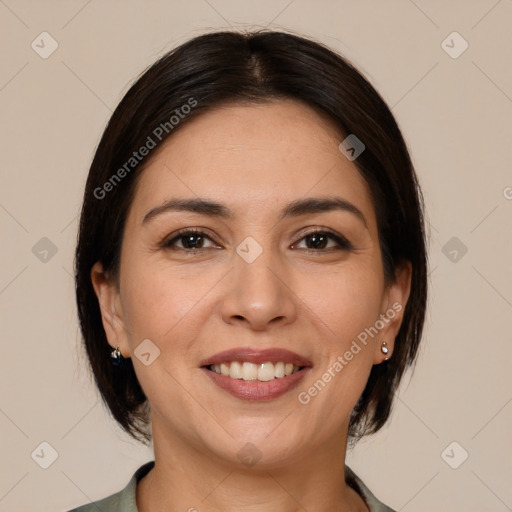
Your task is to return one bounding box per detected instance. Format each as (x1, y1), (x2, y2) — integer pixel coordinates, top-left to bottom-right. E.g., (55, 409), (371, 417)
(129, 100), (375, 225)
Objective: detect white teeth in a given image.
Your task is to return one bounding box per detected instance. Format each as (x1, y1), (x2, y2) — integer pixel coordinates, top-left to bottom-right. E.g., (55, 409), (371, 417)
(242, 361), (258, 380)
(258, 362), (275, 382)
(229, 361), (243, 379)
(210, 361), (302, 381)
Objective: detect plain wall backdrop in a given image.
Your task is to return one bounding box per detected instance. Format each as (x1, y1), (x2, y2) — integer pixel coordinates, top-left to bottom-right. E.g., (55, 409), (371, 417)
(1, 1), (511, 511)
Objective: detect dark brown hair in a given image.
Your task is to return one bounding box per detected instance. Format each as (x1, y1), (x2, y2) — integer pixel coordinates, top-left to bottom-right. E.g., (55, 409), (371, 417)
(75, 30), (427, 444)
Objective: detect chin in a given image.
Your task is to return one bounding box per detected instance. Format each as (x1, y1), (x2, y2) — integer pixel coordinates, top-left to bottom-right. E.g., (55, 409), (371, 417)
(213, 425), (309, 468)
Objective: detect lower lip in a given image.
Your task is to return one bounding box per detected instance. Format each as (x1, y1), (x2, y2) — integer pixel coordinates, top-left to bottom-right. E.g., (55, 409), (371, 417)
(201, 367), (310, 401)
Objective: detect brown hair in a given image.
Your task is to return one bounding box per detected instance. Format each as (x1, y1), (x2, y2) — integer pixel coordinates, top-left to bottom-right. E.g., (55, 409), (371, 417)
(75, 30), (428, 444)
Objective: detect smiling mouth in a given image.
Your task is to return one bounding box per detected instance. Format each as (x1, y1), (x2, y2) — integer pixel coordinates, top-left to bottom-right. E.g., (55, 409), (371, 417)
(205, 361), (304, 381)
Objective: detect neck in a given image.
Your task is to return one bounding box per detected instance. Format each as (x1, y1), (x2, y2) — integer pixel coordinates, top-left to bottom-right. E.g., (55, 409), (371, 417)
(136, 417), (368, 512)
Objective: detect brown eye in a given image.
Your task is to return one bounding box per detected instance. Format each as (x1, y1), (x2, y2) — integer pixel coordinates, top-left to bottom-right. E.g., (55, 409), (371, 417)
(304, 232), (330, 249)
(179, 233), (205, 249)
(293, 230), (352, 251)
(162, 229), (219, 251)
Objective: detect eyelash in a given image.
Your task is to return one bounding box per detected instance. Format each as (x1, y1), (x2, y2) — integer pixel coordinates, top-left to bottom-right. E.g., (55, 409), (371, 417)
(161, 228), (353, 253)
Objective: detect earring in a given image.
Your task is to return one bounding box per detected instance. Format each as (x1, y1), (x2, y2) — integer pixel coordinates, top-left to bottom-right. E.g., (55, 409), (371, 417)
(381, 341), (389, 360)
(110, 345), (123, 367)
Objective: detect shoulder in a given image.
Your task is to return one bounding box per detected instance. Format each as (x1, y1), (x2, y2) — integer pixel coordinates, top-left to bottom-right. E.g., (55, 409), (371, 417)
(66, 461), (155, 512)
(346, 466), (396, 512)
(67, 491), (122, 511)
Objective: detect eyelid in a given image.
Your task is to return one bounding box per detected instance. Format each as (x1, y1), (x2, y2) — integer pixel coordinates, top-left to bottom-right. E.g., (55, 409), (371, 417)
(292, 227), (353, 250)
(160, 227), (221, 249)
(161, 226), (353, 252)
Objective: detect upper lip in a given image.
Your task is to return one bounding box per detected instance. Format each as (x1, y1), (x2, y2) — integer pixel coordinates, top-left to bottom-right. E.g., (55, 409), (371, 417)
(199, 348), (313, 368)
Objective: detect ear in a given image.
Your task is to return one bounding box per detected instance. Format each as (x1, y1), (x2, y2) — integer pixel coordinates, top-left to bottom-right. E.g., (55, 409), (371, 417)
(373, 261), (412, 364)
(90, 262), (131, 358)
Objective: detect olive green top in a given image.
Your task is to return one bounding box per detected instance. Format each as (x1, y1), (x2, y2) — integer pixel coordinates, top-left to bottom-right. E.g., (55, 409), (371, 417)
(68, 461), (395, 511)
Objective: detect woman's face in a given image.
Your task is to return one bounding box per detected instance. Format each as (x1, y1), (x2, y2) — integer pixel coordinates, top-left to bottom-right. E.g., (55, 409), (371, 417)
(93, 99), (410, 467)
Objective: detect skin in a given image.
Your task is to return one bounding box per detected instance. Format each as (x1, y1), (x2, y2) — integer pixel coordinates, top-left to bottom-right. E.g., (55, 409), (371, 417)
(92, 99), (411, 512)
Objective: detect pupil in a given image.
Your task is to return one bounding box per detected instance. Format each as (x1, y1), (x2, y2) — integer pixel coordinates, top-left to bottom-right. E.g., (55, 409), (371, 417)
(308, 233), (327, 249)
(184, 235), (202, 249)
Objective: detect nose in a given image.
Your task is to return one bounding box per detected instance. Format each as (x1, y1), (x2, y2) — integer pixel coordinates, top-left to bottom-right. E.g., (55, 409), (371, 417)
(220, 247), (298, 332)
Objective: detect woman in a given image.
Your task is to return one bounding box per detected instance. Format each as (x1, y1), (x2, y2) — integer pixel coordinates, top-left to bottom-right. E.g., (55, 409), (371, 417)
(70, 30), (427, 512)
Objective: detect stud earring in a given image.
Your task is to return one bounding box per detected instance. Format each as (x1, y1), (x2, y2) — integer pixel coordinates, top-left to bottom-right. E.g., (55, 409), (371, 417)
(381, 341), (389, 360)
(110, 345), (123, 367)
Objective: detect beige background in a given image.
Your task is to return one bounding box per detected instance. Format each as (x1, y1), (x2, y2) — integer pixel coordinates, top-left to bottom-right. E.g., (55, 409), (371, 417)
(1, 0), (511, 510)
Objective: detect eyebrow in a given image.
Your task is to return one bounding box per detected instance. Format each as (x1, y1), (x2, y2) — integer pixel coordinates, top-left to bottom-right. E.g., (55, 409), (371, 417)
(143, 196), (367, 228)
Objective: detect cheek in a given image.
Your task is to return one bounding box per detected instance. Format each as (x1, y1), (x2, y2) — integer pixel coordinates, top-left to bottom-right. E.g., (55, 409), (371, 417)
(296, 264), (383, 406)
(117, 263), (211, 413)
(297, 271), (380, 429)
(306, 264), (384, 346)
(119, 255), (220, 344)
